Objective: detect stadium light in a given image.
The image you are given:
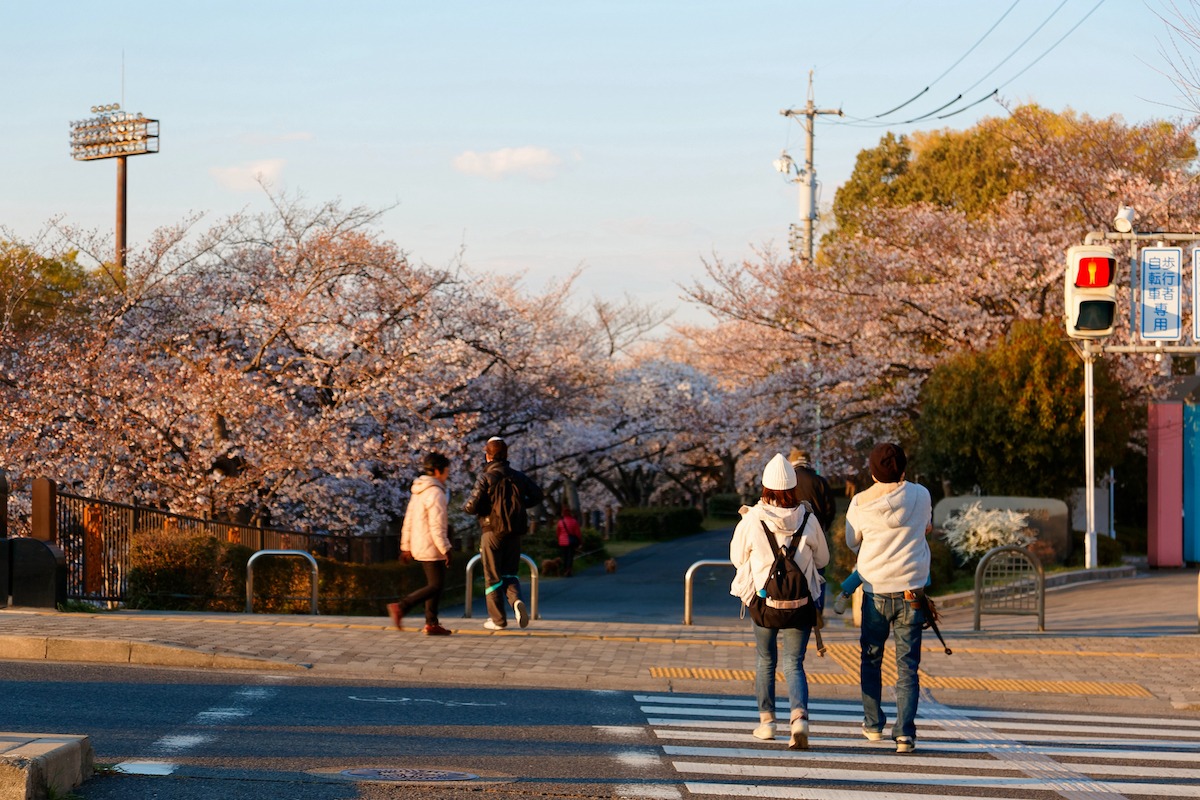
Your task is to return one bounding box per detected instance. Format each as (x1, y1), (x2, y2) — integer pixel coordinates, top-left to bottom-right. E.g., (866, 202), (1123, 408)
(69, 102), (160, 272)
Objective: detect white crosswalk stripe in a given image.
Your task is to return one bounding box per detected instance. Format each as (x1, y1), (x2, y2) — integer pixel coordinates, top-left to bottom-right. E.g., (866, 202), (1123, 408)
(634, 694), (1200, 799)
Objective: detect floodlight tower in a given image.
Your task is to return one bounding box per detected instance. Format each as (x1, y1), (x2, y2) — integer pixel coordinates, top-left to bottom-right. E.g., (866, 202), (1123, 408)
(69, 103), (159, 273)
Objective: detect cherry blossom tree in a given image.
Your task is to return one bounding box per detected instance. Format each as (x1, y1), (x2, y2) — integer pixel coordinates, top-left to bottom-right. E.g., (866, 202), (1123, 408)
(683, 106), (1200, 483)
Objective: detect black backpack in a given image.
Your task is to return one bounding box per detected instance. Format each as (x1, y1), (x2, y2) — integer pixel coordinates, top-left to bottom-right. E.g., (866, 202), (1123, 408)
(748, 511), (815, 630)
(487, 471), (527, 537)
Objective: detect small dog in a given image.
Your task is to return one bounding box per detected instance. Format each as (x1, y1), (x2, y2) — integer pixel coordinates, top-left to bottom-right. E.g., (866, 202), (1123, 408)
(540, 557), (563, 577)
(604, 558), (618, 574)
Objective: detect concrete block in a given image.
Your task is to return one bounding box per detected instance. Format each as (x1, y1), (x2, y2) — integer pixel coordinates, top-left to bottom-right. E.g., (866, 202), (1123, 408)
(0, 637), (47, 661)
(0, 734), (93, 800)
(45, 638), (132, 664)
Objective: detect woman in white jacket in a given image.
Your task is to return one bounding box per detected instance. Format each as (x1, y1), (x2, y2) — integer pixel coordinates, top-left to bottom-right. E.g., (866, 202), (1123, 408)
(387, 452), (454, 635)
(729, 453), (829, 749)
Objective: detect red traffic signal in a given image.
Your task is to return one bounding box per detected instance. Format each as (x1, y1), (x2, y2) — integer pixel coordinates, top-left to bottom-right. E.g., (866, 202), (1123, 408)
(1065, 245), (1118, 339)
(1073, 255), (1115, 288)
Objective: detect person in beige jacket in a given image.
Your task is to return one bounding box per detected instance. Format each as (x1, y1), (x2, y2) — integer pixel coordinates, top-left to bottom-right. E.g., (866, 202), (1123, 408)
(388, 452), (454, 635)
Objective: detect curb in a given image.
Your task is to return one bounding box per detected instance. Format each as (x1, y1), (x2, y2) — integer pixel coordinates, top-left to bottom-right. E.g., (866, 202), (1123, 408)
(0, 734), (93, 800)
(0, 634), (308, 672)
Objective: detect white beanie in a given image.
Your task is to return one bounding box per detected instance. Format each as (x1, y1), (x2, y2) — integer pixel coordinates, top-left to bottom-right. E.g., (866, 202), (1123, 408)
(761, 453), (797, 490)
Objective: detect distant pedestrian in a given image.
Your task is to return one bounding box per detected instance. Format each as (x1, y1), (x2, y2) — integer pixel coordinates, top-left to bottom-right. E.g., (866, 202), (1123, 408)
(788, 447), (836, 536)
(555, 505), (582, 577)
(789, 446), (837, 613)
(463, 437), (544, 629)
(845, 442), (932, 754)
(729, 453), (829, 750)
(388, 452), (454, 636)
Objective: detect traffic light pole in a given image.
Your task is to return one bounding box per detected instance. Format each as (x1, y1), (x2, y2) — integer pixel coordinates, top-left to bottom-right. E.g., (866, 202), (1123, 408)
(1081, 340), (1099, 569)
(1072, 228), (1200, 568)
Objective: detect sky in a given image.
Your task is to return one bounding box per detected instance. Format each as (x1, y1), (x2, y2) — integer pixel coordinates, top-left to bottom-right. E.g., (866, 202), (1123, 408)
(0, 1), (1192, 326)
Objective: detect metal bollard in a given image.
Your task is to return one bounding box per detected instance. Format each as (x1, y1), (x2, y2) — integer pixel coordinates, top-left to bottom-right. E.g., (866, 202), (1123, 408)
(683, 559), (733, 625)
(463, 553), (539, 620)
(246, 549), (319, 614)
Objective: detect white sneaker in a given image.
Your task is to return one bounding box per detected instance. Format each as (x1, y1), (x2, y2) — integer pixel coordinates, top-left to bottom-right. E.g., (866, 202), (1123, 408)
(862, 727), (884, 742)
(514, 599), (530, 628)
(896, 736), (916, 753)
(483, 619), (505, 631)
(833, 592), (850, 615)
(752, 722), (776, 740)
(788, 719), (810, 750)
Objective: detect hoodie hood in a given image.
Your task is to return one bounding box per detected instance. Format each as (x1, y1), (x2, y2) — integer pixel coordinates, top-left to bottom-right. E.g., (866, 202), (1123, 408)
(411, 474), (445, 495)
(743, 501), (806, 535)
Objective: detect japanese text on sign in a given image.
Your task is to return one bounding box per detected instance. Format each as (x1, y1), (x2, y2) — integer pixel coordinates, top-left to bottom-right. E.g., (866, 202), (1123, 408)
(1139, 247), (1183, 341)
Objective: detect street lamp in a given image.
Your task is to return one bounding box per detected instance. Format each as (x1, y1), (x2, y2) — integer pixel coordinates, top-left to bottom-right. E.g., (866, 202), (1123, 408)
(68, 103), (159, 273)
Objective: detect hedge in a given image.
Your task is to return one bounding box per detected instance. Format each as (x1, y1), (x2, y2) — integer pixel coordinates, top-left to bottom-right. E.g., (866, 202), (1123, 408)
(613, 506), (703, 541)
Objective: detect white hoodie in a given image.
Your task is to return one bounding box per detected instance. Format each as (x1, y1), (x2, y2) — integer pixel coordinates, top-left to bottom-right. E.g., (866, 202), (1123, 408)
(400, 475), (451, 561)
(729, 502), (829, 607)
(844, 481), (932, 594)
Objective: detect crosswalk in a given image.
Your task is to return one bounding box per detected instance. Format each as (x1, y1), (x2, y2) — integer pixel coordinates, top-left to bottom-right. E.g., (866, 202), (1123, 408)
(634, 693), (1200, 799)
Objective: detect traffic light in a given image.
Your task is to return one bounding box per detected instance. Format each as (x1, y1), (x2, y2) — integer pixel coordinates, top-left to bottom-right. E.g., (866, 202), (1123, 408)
(1064, 245), (1118, 339)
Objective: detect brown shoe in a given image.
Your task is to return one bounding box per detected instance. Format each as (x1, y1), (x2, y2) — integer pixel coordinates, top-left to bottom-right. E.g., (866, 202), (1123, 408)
(387, 603), (402, 630)
(423, 624), (452, 636)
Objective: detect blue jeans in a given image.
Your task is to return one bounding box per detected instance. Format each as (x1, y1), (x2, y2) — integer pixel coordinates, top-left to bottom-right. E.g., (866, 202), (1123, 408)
(860, 591), (923, 740)
(754, 624), (811, 720)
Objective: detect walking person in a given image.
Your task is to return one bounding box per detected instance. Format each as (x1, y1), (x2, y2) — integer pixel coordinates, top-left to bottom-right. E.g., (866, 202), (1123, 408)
(555, 504), (582, 577)
(388, 452), (454, 636)
(730, 453), (829, 750)
(463, 436), (544, 629)
(845, 442), (932, 754)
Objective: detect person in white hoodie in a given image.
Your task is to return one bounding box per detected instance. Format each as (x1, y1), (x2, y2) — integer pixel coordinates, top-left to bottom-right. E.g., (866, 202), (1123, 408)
(388, 452), (454, 636)
(845, 442), (932, 754)
(730, 453), (829, 750)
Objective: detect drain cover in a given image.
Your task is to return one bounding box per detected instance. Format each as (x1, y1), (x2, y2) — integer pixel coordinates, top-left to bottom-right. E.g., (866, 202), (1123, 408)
(341, 768), (479, 782)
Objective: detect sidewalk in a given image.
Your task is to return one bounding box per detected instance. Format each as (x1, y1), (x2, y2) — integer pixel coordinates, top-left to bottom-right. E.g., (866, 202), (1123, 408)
(0, 531), (1195, 706)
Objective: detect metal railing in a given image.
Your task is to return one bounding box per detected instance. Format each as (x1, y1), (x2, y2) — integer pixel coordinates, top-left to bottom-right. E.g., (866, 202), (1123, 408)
(245, 550), (319, 614)
(462, 553), (540, 620)
(973, 545), (1045, 632)
(683, 559), (734, 625)
(48, 486), (390, 604)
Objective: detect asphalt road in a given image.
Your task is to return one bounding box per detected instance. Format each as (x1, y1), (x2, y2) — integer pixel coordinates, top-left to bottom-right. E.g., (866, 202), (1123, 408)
(453, 526), (749, 625)
(1, 660), (674, 800)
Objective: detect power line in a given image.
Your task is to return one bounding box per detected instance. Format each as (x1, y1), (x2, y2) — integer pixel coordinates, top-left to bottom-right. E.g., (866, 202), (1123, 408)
(870, 0), (1023, 119)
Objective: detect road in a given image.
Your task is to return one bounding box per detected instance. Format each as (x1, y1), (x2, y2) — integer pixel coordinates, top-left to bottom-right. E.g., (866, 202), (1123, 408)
(1, 660), (676, 800)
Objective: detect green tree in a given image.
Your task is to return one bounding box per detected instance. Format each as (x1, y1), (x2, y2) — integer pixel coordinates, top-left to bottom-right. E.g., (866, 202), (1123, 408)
(0, 241), (90, 334)
(914, 319), (1130, 498)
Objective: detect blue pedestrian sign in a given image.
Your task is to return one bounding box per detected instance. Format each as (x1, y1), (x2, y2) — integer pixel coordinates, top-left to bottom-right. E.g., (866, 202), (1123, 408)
(1139, 246), (1183, 341)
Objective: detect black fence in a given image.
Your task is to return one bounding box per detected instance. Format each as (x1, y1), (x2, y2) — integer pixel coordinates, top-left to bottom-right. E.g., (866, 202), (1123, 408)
(48, 488), (392, 605)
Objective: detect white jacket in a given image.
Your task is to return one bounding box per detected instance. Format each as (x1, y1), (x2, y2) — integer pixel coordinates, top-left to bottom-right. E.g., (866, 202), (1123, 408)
(729, 501), (829, 607)
(844, 481), (931, 594)
(400, 475), (452, 561)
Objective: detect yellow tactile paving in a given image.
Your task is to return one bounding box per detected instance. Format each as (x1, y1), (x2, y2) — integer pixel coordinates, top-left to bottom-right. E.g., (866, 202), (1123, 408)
(647, 665), (1153, 697)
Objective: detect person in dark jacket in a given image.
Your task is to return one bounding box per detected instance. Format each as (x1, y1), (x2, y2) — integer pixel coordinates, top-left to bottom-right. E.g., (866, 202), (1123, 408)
(788, 447), (836, 535)
(462, 436), (544, 629)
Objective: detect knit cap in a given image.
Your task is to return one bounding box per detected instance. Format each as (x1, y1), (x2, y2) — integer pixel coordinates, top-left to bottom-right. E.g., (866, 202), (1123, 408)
(761, 453), (797, 490)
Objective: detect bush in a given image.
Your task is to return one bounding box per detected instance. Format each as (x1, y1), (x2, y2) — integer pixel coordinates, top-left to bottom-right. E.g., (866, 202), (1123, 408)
(126, 528), (463, 614)
(707, 493), (744, 519)
(1067, 531), (1124, 567)
(940, 502), (1034, 564)
(614, 506), (703, 540)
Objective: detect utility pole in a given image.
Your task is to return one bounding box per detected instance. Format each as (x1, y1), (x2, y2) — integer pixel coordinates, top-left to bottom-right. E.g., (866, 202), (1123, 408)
(780, 71), (842, 267)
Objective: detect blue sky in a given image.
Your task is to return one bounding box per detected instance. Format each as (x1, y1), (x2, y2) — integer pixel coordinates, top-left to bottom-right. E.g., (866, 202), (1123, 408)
(0, 1), (1188, 323)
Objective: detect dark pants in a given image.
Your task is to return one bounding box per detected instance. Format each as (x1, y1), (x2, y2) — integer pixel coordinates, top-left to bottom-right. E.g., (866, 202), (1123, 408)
(481, 532), (522, 625)
(399, 560), (446, 626)
(558, 543), (575, 576)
